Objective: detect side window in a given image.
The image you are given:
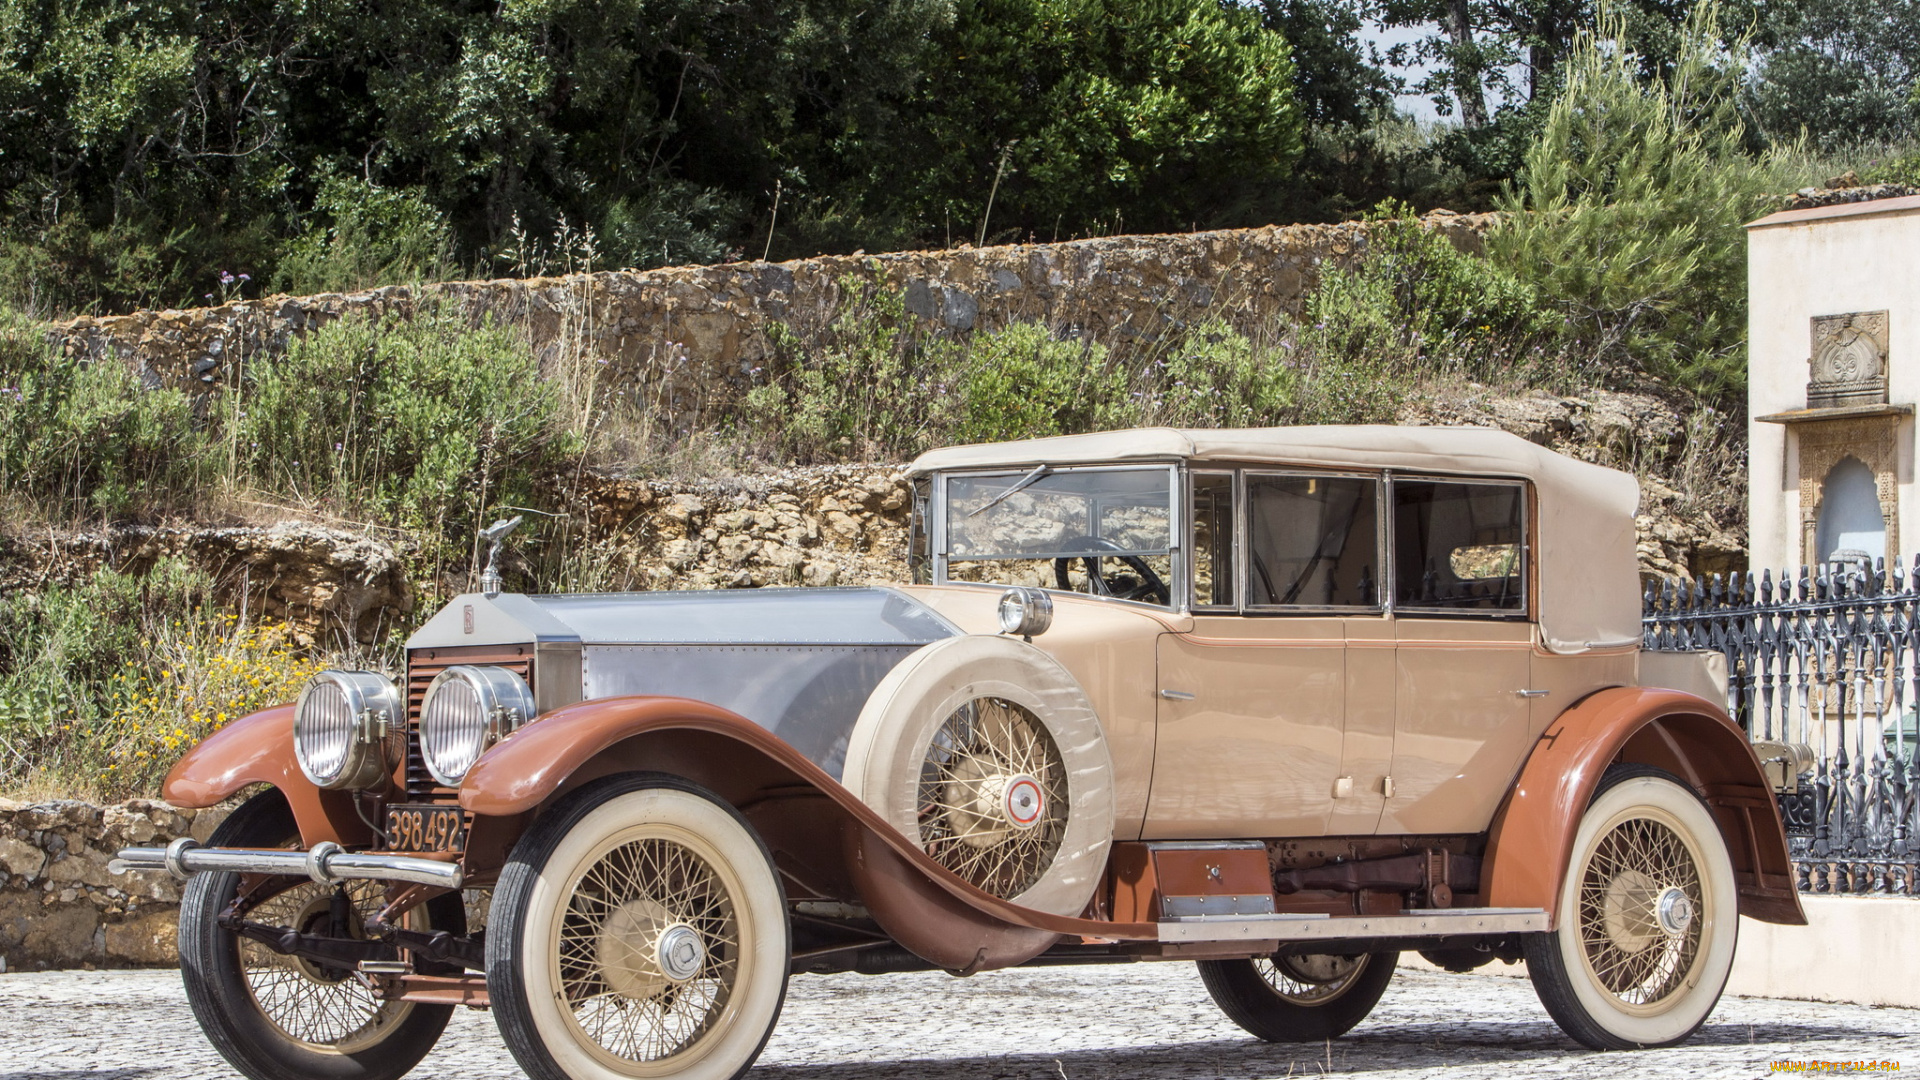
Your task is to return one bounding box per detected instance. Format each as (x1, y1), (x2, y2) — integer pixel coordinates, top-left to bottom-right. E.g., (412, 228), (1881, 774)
(908, 476), (932, 585)
(1392, 479), (1526, 613)
(1246, 473), (1381, 609)
(1191, 472), (1236, 608)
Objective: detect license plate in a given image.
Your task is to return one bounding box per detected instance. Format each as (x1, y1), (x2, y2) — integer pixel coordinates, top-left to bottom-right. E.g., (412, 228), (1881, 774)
(386, 805), (465, 853)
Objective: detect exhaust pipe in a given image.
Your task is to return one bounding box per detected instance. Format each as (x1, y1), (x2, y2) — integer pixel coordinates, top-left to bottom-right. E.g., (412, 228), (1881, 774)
(112, 838), (463, 890)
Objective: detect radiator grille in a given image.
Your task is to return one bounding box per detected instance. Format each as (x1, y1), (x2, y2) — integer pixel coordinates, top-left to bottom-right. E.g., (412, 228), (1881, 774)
(405, 646), (533, 802)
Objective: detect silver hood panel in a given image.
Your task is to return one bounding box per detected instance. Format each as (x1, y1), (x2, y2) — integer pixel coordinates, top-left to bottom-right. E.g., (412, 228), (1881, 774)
(406, 587), (960, 780)
(407, 587), (957, 649)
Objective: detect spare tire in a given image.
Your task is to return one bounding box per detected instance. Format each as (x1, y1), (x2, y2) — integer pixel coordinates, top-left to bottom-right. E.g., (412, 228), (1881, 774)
(842, 634), (1114, 917)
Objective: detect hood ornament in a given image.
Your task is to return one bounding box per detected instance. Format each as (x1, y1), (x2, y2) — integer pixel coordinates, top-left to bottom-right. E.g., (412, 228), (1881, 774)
(478, 516), (525, 596)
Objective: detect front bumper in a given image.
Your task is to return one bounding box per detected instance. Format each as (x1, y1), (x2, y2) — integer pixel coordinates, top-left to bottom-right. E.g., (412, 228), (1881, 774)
(111, 838), (463, 889)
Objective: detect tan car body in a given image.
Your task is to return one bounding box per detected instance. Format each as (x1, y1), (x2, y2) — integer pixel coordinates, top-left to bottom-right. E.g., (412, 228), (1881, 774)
(160, 425), (1804, 987)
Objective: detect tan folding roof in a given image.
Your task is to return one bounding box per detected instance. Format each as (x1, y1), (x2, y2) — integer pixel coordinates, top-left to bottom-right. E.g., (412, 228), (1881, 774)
(909, 426), (1643, 655)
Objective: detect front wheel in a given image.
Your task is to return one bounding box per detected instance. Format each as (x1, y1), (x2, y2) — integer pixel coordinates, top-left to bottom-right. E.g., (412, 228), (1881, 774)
(487, 773), (790, 1080)
(178, 789), (462, 1080)
(1524, 764), (1738, 1049)
(1197, 951), (1398, 1042)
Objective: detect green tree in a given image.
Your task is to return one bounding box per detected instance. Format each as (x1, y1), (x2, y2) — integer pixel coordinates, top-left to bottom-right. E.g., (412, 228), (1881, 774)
(1746, 0), (1920, 151)
(1490, 2), (1775, 399)
(0, 0), (952, 312)
(871, 0), (1303, 244)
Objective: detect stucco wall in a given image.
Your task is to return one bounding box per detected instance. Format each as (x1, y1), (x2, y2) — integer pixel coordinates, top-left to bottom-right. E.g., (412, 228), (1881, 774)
(1747, 196), (1920, 572)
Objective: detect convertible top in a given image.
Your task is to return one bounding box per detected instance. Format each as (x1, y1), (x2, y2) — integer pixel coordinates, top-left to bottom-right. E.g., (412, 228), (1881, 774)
(908, 426), (1642, 655)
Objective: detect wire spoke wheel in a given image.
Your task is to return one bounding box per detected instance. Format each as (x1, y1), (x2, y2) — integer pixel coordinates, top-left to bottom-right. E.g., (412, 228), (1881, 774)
(1252, 953), (1369, 1005)
(1525, 765), (1738, 1050)
(178, 789), (459, 1080)
(1575, 817), (1703, 1008)
(489, 774), (790, 1080)
(555, 837), (739, 1064)
(917, 697), (1068, 898)
(239, 879), (415, 1051)
(1199, 952), (1397, 1042)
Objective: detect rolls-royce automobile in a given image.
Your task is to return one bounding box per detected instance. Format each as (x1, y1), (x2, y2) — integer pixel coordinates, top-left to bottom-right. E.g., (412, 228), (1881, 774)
(114, 426), (1803, 1080)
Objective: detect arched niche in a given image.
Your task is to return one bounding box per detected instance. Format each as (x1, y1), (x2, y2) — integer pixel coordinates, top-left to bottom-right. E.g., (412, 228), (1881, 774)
(1815, 456), (1887, 565)
(1797, 416), (1901, 567)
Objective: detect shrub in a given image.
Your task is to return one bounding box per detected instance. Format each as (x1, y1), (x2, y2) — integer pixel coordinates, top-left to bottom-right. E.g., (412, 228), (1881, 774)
(750, 280), (939, 461)
(275, 177), (458, 295)
(949, 323), (1120, 444)
(1867, 147), (1920, 186)
(1138, 320), (1296, 428)
(1307, 205), (1554, 386)
(230, 306), (579, 559)
(0, 311), (212, 518)
(747, 261), (1524, 462)
(0, 558), (322, 798)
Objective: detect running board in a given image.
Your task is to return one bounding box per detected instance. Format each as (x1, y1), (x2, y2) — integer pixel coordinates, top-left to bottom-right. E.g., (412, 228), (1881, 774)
(1157, 907), (1548, 943)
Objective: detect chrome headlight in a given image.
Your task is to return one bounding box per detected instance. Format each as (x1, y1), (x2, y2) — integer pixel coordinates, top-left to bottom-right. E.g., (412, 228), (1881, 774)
(420, 665), (537, 787)
(997, 586), (1054, 638)
(294, 671), (402, 790)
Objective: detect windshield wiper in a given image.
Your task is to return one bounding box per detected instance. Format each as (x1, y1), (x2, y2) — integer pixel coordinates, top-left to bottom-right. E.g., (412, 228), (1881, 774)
(965, 464), (1054, 518)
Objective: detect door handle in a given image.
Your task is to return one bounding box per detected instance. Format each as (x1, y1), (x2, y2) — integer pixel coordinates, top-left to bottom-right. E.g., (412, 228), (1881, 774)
(1516, 689), (1549, 698)
(1159, 689), (1196, 701)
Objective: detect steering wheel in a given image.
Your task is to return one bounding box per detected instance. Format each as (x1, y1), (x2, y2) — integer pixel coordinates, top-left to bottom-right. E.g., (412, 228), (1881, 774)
(1053, 536), (1171, 605)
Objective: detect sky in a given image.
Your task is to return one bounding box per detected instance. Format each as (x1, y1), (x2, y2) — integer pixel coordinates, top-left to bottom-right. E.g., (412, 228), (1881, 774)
(1367, 20), (1450, 122)
(1362, 19), (1531, 125)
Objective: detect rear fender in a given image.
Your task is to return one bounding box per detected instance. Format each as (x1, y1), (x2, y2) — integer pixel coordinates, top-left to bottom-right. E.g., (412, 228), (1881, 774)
(160, 704), (372, 848)
(1483, 686), (1805, 927)
(458, 695), (1157, 970)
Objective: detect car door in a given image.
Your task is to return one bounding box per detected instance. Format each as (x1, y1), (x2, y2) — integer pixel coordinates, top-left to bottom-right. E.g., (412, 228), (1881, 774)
(1149, 617), (1347, 838)
(1378, 477), (1536, 835)
(1143, 469), (1382, 839)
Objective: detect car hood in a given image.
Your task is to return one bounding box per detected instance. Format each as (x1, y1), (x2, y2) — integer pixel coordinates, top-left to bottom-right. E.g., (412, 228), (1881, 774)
(406, 586), (960, 650)
(406, 587), (961, 781)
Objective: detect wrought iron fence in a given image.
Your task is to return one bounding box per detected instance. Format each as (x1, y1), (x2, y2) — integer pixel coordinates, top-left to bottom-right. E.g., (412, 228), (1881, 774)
(1643, 559), (1920, 896)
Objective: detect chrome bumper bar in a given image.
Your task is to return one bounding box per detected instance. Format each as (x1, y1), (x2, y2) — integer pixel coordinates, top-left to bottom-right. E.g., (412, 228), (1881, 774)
(110, 838), (463, 890)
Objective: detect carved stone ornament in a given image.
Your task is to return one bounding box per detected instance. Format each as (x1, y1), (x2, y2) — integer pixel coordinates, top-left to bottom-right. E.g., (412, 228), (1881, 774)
(1807, 311), (1889, 408)
(1797, 415), (1901, 565)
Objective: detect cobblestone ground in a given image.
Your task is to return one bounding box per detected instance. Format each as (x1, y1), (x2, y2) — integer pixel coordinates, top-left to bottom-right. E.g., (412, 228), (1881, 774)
(3, 963), (1915, 1079)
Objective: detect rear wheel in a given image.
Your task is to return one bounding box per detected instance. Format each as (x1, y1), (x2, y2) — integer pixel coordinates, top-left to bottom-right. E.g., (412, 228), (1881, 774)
(178, 789), (461, 1080)
(1524, 764), (1738, 1049)
(487, 773), (790, 1080)
(1197, 951), (1398, 1042)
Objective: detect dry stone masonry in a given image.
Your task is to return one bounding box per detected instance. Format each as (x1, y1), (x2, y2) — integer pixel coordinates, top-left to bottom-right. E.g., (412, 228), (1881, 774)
(0, 799), (228, 970)
(0, 521), (413, 646)
(48, 213), (1495, 433)
(575, 465), (911, 592)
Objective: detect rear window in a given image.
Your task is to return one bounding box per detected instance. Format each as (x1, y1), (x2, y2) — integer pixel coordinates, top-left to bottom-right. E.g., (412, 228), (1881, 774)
(1391, 480), (1525, 613)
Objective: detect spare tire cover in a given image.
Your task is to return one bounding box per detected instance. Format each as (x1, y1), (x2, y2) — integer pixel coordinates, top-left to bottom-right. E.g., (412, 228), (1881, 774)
(842, 634), (1115, 917)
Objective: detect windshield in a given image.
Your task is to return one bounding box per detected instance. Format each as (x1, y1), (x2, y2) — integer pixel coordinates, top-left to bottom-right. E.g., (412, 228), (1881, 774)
(947, 467), (1173, 558)
(939, 466), (1176, 604)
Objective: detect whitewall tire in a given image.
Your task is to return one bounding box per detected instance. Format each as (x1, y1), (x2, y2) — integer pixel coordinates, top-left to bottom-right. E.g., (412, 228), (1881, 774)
(1525, 765), (1738, 1050)
(487, 774), (790, 1080)
(842, 634), (1114, 916)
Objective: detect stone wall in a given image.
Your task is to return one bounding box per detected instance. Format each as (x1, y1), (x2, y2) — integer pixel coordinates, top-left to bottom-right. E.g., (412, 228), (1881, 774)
(574, 464), (911, 591)
(0, 522), (413, 646)
(48, 212), (1494, 433)
(0, 799), (227, 970)
(0, 385), (1742, 644)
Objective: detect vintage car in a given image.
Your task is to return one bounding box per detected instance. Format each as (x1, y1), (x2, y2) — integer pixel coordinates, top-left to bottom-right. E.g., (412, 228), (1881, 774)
(116, 425), (1804, 1080)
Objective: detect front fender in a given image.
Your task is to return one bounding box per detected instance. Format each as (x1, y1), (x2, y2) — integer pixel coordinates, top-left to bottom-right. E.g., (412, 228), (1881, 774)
(160, 704), (371, 848)
(459, 695), (1159, 970)
(1483, 686), (1805, 927)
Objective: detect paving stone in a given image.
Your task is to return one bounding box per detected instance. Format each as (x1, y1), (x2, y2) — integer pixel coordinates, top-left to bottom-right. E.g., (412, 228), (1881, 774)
(1, 962), (1915, 1079)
